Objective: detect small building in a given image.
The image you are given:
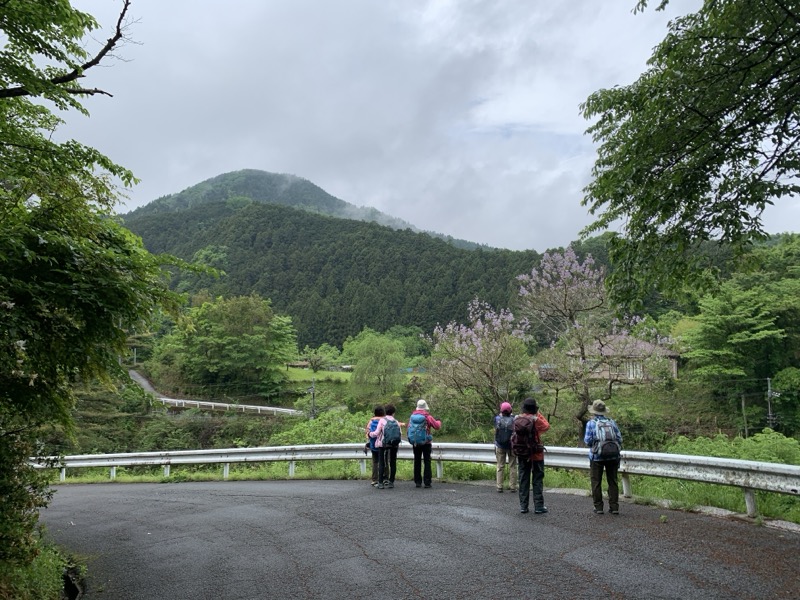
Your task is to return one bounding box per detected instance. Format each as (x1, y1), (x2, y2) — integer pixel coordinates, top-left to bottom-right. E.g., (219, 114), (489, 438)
(571, 336), (679, 381)
(535, 336), (679, 383)
(286, 360), (310, 369)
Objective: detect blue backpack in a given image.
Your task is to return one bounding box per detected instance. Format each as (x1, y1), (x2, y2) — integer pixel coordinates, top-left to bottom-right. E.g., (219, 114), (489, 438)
(382, 418), (401, 447)
(407, 413), (430, 445)
(368, 418), (380, 451)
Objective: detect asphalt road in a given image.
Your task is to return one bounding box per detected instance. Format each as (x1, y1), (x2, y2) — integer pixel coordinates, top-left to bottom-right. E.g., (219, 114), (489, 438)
(40, 480), (800, 599)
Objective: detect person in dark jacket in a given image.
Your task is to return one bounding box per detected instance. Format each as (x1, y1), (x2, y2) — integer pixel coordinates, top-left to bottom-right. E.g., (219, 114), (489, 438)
(517, 398), (550, 514)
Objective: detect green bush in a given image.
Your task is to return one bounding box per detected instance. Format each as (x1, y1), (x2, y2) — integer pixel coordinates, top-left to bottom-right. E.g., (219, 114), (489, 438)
(0, 535), (68, 600)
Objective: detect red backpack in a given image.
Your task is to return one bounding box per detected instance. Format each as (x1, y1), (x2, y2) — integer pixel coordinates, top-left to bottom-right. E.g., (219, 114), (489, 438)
(511, 414), (544, 457)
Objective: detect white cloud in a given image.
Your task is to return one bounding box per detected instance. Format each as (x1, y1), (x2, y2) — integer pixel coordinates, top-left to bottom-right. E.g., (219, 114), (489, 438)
(58, 0), (795, 253)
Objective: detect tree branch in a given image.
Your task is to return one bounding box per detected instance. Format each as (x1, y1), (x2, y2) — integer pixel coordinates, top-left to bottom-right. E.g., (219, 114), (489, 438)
(0, 0), (132, 100)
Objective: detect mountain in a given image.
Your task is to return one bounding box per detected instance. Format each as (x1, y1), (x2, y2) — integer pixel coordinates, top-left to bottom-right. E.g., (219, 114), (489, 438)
(125, 169), (485, 249)
(122, 199), (540, 348)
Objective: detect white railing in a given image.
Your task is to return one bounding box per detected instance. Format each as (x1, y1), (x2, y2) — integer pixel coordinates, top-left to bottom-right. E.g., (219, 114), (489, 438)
(33, 443), (800, 518)
(153, 396), (302, 416)
(128, 369), (303, 416)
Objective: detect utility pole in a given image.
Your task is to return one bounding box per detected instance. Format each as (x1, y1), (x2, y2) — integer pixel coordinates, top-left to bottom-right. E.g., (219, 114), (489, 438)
(307, 378), (316, 419)
(766, 378), (780, 429)
(741, 393), (749, 438)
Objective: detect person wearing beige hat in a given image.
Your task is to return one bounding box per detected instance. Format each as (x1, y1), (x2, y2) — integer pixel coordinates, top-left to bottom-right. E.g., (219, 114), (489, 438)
(407, 399), (441, 488)
(584, 399), (623, 515)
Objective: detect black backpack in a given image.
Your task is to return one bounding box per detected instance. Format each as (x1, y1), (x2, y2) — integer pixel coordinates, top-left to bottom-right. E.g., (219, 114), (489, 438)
(382, 418), (401, 447)
(511, 414), (543, 457)
(591, 419), (621, 461)
(495, 415), (514, 448)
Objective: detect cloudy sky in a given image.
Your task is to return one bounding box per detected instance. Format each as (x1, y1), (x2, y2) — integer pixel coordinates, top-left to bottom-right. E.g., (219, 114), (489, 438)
(61, 0), (797, 252)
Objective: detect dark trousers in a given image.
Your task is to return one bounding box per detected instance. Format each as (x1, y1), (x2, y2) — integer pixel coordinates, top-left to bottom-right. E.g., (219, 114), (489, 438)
(590, 459), (620, 511)
(412, 443), (432, 486)
(370, 450), (380, 483)
(378, 445), (398, 483)
(518, 457), (545, 511)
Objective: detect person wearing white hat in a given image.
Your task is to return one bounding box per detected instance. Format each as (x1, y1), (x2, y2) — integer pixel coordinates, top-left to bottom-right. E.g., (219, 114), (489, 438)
(407, 399), (441, 488)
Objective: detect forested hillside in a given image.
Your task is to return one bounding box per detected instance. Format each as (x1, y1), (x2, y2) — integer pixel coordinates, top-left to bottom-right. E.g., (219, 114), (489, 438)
(123, 201), (539, 347)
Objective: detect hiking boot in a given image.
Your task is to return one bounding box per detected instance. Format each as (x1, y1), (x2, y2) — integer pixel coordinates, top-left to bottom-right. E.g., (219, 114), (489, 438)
(534, 507), (548, 514)
(424, 484), (432, 488)
(497, 488), (504, 493)
(387, 482), (394, 489)
(593, 508), (604, 514)
(610, 509), (619, 515)
(520, 508), (529, 513)
(509, 488), (517, 492)
(376, 483), (384, 489)
(415, 484), (422, 488)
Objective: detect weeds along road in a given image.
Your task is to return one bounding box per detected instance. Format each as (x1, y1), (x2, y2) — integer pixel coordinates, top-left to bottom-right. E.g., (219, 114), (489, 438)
(40, 481), (800, 599)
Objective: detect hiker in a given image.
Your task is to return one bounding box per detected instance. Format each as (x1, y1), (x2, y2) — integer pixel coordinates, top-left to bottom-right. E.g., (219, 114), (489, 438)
(407, 399), (441, 488)
(365, 405), (385, 487)
(584, 399), (623, 515)
(494, 401), (517, 493)
(515, 397), (550, 514)
(370, 404), (403, 489)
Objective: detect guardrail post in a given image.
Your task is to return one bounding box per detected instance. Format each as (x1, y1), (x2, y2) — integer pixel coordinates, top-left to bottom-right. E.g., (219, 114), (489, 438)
(289, 461), (296, 478)
(621, 473), (632, 498)
(163, 465), (170, 478)
(743, 487), (757, 517)
(223, 463), (230, 479)
(60, 467), (66, 482)
(359, 459), (366, 476)
(110, 466), (116, 480)
(436, 460), (443, 480)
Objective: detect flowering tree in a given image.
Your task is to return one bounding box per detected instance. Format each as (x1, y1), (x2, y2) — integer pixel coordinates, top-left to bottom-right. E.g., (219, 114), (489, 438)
(427, 299), (532, 417)
(517, 247), (607, 345)
(516, 249), (671, 431)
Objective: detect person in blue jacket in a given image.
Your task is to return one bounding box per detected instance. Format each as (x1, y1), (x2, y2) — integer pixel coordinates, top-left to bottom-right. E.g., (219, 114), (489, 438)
(584, 399), (623, 515)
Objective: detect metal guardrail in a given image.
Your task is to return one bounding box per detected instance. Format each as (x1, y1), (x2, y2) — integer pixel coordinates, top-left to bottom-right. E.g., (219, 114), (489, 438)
(128, 369), (303, 417)
(34, 443), (800, 518)
(153, 396), (303, 416)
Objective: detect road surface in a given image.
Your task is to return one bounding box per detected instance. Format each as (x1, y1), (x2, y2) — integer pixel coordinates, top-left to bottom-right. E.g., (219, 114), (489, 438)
(40, 481), (800, 599)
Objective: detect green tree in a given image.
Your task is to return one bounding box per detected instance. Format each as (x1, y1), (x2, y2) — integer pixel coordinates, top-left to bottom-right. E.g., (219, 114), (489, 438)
(300, 343), (341, 373)
(148, 295), (297, 396)
(581, 0), (800, 306)
(385, 324), (429, 364)
(0, 0), (182, 587)
(345, 330), (405, 396)
(684, 283), (784, 388)
(771, 367), (800, 435)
